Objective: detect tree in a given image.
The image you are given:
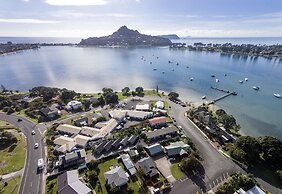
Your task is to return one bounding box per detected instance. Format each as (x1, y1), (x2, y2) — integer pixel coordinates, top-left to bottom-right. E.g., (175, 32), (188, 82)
(87, 160), (99, 170)
(235, 136), (261, 163)
(122, 87), (130, 95)
(61, 89), (77, 103)
(168, 92), (179, 100)
(258, 136), (282, 168)
(230, 147), (247, 163)
(102, 88), (113, 95)
(135, 87), (144, 94)
(88, 170), (98, 187)
(104, 92), (118, 104)
(181, 156), (204, 175)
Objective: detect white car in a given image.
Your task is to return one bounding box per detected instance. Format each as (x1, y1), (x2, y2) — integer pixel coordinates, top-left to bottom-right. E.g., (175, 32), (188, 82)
(34, 143), (39, 149)
(31, 130), (36, 135)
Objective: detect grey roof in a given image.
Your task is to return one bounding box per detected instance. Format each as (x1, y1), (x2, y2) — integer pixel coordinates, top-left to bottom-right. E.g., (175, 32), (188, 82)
(128, 135), (138, 145)
(128, 149), (139, 158)
(137, 157), (158, 177)
(112, 137), (123, 148)
(165, 141), (190, 157)
(104, 166), (129, 188)
(144, 126), (178, 140)
(58, 170), (91, 194)
(120, 154), (136, 175)
(74, 117), (88, 126)
(246, 186), (266, 194)
(146, 143), (163, 156)
(104, 140), (113, 152)
(95, 141), (107, 154)
(120, 136), (129, 146)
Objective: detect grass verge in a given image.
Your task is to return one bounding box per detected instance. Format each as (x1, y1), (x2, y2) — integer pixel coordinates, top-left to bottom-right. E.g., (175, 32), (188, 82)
(170, 163), (185, 180)
(0, 176), (21, 194)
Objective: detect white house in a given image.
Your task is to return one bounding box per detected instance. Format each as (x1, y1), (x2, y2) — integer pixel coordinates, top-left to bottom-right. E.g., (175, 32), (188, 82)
(136, 104), (150, 111)
(66, 100), (83, 111)
(156, 101), (164, 109)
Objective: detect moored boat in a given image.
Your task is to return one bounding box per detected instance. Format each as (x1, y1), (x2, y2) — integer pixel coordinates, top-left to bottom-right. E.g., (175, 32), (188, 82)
(211, 74), (215, 77)
(274, 93), (281, 98)
(190, 77), (194, 81)
(253, 86), (260, 90)
(202, 96), (206, 100)
(215, 79), (219, 83)
(239, 80), (243, 84)
(245, 78), (248, 81)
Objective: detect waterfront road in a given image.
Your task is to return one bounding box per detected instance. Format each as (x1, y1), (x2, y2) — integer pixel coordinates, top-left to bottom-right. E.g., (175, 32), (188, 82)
(0, 113), (45, 194)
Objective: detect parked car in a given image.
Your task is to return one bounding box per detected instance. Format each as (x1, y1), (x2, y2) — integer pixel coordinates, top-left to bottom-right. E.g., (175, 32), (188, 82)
(34, 143), (39, 149)
(31, 130), (36, 135)
(17, 118), (22, 122)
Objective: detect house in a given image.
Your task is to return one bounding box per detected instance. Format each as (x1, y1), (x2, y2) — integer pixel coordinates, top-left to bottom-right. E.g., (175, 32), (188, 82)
(128, 135), (138, 145)
(120, 154), (136, 176)
(156, 101), (164, 109)
(56, 141), (77, 153)
(112, 138), (123, 149)
(57, 124), (81, 135)
(144, 126), (179, 142)
(74, 117), (88, 127)
(94, 121), (108, 129)
(98, 119), (118, 137)
(120, 136), (130, 147)
(127, 149), (139, 160)
(104, 166), (129, 188)
(58, 149), (86, 169)
(40, 105), (59, 119)
(92, 112), (103, 122)
(66, 100), (83, 111)
(95, 141), (107, 154)
(136, 104), (150, 111)
(80, 127), (100, 137)
(57, 170), (92, 194)
(104, 140), (113, 152)
(164, 141), (190, 157)
(137, 157), (158, 177)
(109, 109), (126, 122)
(54, 136), (75, 146)
(74, 135), (91, 147)
(145, 143), (163, 156)
(126, 110), (153, 120)
(234, 185), (266, 194)
(149, 117), (167, 128)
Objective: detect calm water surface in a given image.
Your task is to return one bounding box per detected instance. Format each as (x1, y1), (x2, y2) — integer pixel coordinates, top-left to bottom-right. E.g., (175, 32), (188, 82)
(0, 46), (282, 139)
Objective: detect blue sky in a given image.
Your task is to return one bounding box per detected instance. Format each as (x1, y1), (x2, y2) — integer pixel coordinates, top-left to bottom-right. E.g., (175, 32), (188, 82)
(0, 0), (282, 37)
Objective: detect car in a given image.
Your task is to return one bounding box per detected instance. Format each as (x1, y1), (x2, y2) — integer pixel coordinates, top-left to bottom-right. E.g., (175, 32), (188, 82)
(34, 143), (39, 149)
(17, 118), (22, 122)
(31, 130), (36, 135)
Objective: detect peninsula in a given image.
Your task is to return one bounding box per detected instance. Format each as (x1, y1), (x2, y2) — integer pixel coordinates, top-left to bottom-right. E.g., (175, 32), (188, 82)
(79, 26), (172, 46)
(158, 34), (180, 40)
(0, 42), (39, 55)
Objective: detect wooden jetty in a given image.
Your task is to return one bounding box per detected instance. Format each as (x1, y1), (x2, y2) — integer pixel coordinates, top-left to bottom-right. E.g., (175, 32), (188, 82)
(208, 86), (237, 104)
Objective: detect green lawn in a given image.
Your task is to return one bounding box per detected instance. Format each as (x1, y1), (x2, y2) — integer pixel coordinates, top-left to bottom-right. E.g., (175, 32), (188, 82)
(0, 130), (26, 175)
(45, 177), (58, 194)
(170, 163), (185, 180)
(94, 158), (142, 194)
(16, 109), (38, 123)
(0, 175), (21, 194)
(0, 121), (15, 129)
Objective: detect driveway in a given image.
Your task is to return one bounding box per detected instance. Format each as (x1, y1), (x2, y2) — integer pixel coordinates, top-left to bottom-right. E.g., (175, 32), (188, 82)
(154, 156), (176, 183)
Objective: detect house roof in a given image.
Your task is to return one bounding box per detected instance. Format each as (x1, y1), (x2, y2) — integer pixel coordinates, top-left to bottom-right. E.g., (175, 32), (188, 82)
(104, 166), (129, 188)
(144, 126), (178, 140)
(120, 154), (136, 175)
(58, 170), (91, 194)
(126, 110), (153, 119)
(104, 140), (113, 151)
(54, 136), (74, 146)
(57, 141), (77, 153)
(149, 117), (166, 125)
(80, 126), (100, 137)
(57, 124), (81, 135)
(109, 109), (127, 119)
(137, 157), (158, 177)
(95, 141), (107, 154)
(136, 104), (150, 111)
(128, 149), (139, 158)
(146, 143), (163, 156)
(99, 119), (118, 137)
(112, 137), (123, 148)
(120, 136), (129, 146)
(128, 135), (138, 145)
(74, 135), (91, 147)
(156, 101), (164, 109)
(165, 141), (190, 156)
(74, 117), (88, 126)
(246, 186), (266, 194)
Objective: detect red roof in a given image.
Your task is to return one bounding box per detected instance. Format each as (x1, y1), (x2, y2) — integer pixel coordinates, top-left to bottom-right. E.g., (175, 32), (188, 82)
(149, 117), (166, 125)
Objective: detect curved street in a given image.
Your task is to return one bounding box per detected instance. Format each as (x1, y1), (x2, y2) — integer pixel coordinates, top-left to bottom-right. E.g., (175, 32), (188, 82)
(0, 112), (45, 194)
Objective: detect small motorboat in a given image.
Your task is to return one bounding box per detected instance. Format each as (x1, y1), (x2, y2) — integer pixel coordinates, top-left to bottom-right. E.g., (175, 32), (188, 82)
(211, 74), (215, 78)
(274, 93), (281, 98)
(186, 66), (189, 68)
(150, 61), (152, 64)
(216, 79), (220, 83)
(202, 96), (206, 100)
(162, 71), (165, 74)
(176, 62), (179, 66)
(253, 86), (260, 91)
(153, 68), (157, 71)
(245, 78), (248, 81)
(224, 74), (227, 76)
(190, 77), (194, 81)
(239, 80), (243, 84)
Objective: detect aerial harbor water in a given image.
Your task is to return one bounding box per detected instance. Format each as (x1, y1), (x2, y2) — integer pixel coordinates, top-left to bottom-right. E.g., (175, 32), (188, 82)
(0, 38), (281, 140)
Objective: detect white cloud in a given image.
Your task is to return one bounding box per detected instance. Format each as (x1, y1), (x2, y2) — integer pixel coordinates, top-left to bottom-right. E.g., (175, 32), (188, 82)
(22, 0), (30, 2)
(0, 18), (60, 24)
(44, 0), (108, 6)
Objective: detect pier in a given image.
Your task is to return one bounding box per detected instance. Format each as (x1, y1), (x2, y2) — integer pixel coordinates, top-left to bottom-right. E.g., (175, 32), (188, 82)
(208, 86), (237, 104)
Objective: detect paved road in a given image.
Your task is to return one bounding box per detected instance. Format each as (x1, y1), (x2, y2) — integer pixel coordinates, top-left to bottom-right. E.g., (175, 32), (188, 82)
(0, 113), (45, 194)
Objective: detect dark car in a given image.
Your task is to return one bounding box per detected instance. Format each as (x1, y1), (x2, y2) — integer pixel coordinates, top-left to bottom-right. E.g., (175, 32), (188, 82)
(17, 118), (22, 122)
